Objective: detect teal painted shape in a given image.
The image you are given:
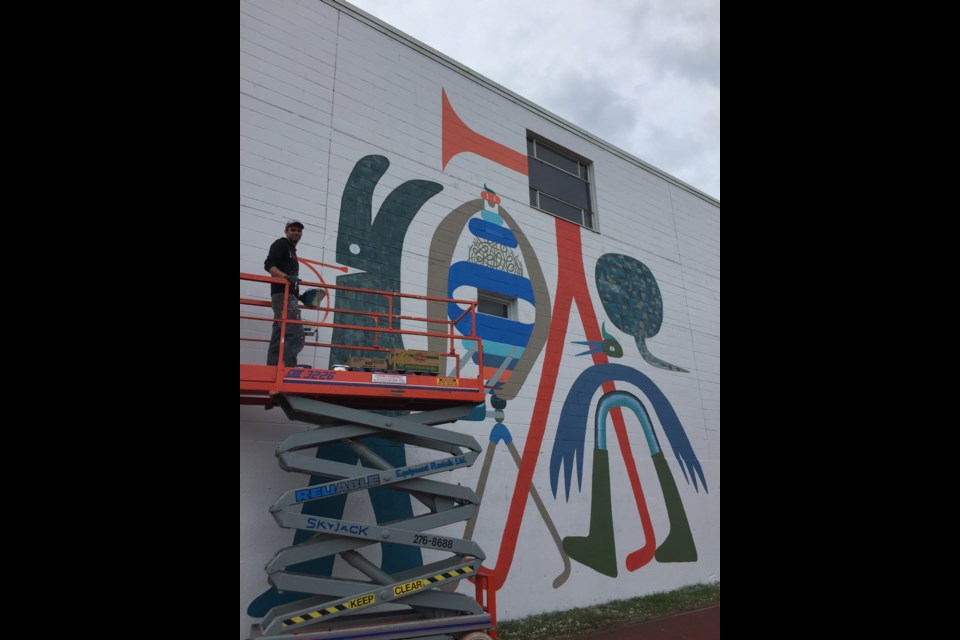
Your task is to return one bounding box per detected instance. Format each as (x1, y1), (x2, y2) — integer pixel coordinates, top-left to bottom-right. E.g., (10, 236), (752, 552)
(480, 340), (526, 358)
(481, 210), (504, 225)
(596, 254), (688, 372)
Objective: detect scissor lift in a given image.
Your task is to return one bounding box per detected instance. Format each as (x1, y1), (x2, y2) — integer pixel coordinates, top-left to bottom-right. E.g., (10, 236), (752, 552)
(241, 274), (496, 640)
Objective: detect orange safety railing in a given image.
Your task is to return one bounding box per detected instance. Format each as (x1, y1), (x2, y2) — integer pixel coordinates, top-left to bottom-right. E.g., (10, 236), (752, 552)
(240, 272), (484, 389)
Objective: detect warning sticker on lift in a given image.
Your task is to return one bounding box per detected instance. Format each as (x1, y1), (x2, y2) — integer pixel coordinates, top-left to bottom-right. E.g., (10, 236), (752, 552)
(345, 593), (376, 609)
(436, 377), (460, 386)
(393, 579), (428, 597)
(281, 592), (378, 627)
(391, 567), (474, 599)
(372, 374), (407, 384)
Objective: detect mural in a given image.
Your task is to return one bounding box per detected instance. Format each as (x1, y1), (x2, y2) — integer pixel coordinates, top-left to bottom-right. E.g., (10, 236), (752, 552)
(438, 91), (707, 593)
(247, 89), (707, 618)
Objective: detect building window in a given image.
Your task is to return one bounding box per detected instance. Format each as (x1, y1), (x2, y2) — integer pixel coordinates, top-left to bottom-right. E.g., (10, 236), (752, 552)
(477, 290), (516, 319)
(528, 136), (595, 229)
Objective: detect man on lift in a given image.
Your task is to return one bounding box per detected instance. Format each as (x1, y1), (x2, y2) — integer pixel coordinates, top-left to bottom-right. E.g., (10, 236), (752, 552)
(264, 220), (305, 367)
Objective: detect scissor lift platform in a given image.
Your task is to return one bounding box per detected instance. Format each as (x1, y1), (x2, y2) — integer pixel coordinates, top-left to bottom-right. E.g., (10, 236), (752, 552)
(241, 274), (495, 640)
(240, 365), (485, 410)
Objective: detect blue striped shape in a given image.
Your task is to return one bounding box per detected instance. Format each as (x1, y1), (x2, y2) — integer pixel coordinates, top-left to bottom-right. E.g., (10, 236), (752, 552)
(469, 218), (518, 248)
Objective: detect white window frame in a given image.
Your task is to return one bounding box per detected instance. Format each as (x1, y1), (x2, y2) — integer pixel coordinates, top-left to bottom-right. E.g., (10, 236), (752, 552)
(477, 289), (517, 320)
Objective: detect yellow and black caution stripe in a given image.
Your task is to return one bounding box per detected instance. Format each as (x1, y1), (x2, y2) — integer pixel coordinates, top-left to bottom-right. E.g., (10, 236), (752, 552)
(392, 566), (474, 599)
(282, 567), (474, 627)
(282, 593), (377, 628)
(425, 566), (474, 586)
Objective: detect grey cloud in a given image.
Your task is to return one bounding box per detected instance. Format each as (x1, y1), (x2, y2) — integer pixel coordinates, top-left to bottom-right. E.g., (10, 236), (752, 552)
(624, 1), (720, 88)
(538, 71), (639, 143)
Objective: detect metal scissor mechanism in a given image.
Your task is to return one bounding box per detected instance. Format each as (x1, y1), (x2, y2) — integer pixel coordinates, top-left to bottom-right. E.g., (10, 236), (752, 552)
(251, 394), (495, 640)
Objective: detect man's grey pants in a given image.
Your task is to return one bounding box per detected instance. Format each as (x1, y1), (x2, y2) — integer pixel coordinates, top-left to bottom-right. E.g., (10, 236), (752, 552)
(267, 293), (304, 366)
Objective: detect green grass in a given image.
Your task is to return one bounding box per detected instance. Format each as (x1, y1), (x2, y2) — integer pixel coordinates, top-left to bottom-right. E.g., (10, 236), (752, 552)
(495, 582), (720, 640)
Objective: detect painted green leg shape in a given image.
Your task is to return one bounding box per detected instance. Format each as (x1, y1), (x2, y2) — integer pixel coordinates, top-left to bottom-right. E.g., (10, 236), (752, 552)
(652, 451), (698, 562)
(563, 449), (618, 577)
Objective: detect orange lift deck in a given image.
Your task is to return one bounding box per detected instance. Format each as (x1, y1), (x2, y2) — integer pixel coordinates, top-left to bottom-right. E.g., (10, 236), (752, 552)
(240, 272), (497, 640)
(240, 273), (487, 410)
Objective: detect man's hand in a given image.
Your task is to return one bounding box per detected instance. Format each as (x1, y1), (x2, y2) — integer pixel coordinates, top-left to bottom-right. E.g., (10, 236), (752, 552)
(284, 274), (300, 285)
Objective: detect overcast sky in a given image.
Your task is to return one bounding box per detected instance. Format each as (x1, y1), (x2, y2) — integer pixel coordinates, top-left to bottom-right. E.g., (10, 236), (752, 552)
(346, 0), (720, 200)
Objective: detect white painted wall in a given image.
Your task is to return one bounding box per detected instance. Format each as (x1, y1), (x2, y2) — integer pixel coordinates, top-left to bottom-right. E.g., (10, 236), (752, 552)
(240, 1), (719, 637)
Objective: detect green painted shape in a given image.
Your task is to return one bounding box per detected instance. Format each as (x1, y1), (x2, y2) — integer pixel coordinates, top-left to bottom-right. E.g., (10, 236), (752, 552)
(563, 449), (618, 577)
(331, 155), (443, 362)
(651, 451), (698, 562)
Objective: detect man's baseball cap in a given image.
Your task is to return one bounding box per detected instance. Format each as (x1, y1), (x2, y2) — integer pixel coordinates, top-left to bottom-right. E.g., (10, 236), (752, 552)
(286, 220), (305, 230)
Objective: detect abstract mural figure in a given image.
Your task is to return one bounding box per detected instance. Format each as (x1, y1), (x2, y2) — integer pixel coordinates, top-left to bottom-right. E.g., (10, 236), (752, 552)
(488, 220), (701, 589)
(426, 185), (551, 399)
(596, 254), (688, 372)
(550, 364), (704, 577)
(433, 188), (544, 393)
(248, 155), (443, 617)
(425, 185), (572, 585)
